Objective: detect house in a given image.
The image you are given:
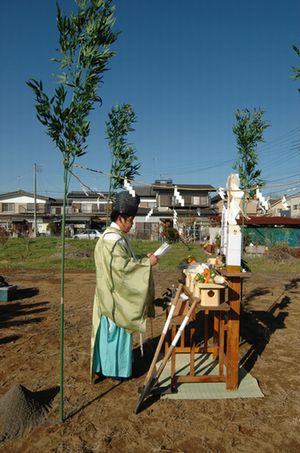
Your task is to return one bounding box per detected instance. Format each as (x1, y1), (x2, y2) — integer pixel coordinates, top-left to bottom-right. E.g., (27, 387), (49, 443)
(211, 193), (258, 216)
(269, 192), (300, 218)
(134, 185), (157, 209)
(133, 180), (217, 240)
(0, 190), (111, 236)
(0, 190), (56, 236)
(152, 180), (214, 211)
(66, 191), (110, 233)
(0, 181), (218, 239)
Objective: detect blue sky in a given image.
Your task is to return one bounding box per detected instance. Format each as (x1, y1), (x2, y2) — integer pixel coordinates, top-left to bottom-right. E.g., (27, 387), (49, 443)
(0, 0), (299, 198)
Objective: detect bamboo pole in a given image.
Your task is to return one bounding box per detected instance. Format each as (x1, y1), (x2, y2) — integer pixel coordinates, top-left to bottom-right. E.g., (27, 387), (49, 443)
(59, 162), (68, 422)
(143, 284), (183, 384)
(136, 289), (198, 413)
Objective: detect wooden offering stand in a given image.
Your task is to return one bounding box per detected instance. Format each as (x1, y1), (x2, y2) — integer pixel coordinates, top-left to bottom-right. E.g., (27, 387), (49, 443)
(165, 265), (250, 391)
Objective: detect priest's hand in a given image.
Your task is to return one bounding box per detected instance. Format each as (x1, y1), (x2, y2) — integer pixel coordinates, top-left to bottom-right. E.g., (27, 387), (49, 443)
(147, 253), (158, 266)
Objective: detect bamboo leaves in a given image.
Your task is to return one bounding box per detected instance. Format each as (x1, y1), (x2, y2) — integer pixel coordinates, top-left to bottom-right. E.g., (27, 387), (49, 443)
(27, 0), (117, 162)
(232, 108), (269, 196)
(106, 103), (141, 192)
(291, 44), (300, 92)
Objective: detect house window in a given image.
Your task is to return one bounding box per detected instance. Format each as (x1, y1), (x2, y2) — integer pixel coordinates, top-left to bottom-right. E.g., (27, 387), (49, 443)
(159, 194), (171, 207)
(200, 195), (208, 206)
(191, 196), (200, 205)
(140, 201), (156, 208)
(72, 203), (81, 213)
(191, 195), (208, 206)
(98, 204), (107, 213)
(81, 203), (92, 213)
(2, 203), (15, 212)
(26, 203), (45, 213)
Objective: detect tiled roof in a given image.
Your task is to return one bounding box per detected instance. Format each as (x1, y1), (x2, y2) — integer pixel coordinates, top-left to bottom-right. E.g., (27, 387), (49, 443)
(0, 190), (55, 201)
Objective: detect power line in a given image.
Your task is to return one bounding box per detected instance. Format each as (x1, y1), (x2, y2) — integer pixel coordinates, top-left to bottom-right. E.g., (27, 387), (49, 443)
(259, 127), (300, 152)
(265, 172), (300, 183)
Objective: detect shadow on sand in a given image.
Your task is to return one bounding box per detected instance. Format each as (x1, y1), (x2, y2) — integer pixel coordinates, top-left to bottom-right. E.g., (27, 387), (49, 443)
(240, 277), (300, 373)
(0, 285), (49, 344)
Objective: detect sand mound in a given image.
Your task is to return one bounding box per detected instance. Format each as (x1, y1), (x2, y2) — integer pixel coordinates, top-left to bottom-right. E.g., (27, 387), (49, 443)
(0, 384), (50, 442)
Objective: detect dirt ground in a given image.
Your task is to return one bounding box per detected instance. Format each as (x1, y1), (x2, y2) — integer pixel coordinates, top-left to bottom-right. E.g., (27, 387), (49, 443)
(1, 267), (300, 453)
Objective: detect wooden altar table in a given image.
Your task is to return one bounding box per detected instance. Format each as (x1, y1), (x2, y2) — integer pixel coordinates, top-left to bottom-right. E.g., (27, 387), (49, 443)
(165, 266), (250, 391)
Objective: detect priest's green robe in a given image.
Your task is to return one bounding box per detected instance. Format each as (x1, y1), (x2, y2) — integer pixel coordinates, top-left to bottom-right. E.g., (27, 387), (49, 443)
(90, 225), (154, 380)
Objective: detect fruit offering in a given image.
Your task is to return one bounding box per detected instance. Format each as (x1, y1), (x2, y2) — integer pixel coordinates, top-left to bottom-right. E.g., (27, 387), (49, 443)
(195, 267), (218, 284)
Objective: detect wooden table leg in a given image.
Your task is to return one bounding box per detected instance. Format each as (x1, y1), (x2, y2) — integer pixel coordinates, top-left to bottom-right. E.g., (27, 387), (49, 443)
(204, 310), (209, 350)
(219, 314), (225, 376)
(190, 322), (195, 376)
(226, 275), (241, 390)
(213, 312), (219, 359)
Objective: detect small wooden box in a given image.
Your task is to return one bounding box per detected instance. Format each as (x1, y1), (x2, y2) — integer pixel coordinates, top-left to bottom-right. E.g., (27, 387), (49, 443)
(183, 270), (197, 293)
(183, 270), (226, 306)
(198, 283), (225, 307)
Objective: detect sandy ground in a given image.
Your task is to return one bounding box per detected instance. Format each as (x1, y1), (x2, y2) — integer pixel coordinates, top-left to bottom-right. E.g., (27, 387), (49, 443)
(1, 267), (300, 452)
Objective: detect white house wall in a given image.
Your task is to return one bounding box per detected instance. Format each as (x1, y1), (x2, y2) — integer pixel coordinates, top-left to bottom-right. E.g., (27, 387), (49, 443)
(1, 196), (46, 204)
(135, 216), (160, 224)
(290, 195), (300, 217)
(72, 199), (103, 204)
(270, 193), (300, 218)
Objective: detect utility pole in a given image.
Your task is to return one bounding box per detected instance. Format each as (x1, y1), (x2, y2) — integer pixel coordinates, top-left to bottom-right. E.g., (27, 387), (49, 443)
(33, 163), (37, 237)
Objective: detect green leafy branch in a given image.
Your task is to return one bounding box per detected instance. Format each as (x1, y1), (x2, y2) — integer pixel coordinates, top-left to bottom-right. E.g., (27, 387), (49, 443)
(27, 0), (118, 167)
(291, 44), (300, 92)
(106, 103), (141, 192)
(233, 108), (269, 196)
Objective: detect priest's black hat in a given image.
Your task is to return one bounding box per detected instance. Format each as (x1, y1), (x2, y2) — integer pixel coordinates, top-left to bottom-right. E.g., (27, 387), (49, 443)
(112, 191), (140, 216)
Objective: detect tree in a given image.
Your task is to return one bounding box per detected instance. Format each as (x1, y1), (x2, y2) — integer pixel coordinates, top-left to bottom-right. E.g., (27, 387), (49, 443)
(232, 108), (269, 197)
(27, 0), (118, 422)
(291, 44), (300, 91)
(106, 103), (140, 195)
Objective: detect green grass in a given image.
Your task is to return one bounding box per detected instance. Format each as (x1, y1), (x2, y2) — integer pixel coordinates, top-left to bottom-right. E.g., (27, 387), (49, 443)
(0, 237), (205, 271)
(242, 255), (300, 273)
(133, 240), (207, 271)
(0, 237), (299, 273)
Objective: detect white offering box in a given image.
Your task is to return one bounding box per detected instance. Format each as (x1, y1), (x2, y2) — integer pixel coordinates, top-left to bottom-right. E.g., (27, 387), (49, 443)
(197, 283), (225, 306)
(226, 224), (242, 266)
(183, 270), (199, 296)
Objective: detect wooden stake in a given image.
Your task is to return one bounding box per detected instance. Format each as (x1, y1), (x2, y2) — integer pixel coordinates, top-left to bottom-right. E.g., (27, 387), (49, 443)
(135, 288), (199, 413)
